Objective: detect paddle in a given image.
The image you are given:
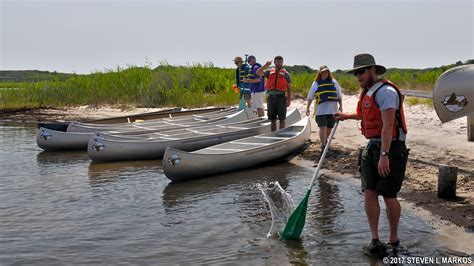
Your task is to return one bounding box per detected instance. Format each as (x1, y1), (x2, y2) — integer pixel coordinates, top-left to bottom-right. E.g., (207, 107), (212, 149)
(280, 120), (339, 241)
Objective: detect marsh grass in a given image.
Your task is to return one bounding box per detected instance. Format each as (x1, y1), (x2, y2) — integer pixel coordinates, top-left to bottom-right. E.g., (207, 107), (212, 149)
(0, 62), (464, 111)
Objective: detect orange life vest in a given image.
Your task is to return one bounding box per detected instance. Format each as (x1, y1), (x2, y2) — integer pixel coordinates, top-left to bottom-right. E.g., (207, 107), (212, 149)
(265, 68), (288, 92)
(356, 80), (408, 140)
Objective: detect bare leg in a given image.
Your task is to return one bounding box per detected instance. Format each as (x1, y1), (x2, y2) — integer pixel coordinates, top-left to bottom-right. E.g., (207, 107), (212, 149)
(271, 120), (277, 132)
(365, 189), (380, 240)
(279, 119), (286, 130)
(246, 98), (252, 108)
(383, 196), (401, 243)
(326, 127), (332, 143)
(319, 126), (328, 147)
(257, 108), (265, 117)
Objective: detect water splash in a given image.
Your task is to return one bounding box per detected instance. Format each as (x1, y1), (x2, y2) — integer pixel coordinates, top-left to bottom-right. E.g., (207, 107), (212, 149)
(258, 181), (295, 238)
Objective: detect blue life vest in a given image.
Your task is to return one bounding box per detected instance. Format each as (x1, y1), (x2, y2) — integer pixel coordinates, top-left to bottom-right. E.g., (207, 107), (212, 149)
(315, 79), (338, 104)
(248, 63), (265, 93)
(236, 64), (251, 94)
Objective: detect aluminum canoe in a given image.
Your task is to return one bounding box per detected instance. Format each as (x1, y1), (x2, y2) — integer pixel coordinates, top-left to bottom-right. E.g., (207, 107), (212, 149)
(87, 109), (301, 162)
(67, 107), (237, 133)
(36, 109), (254, 151)
(162, 117), (311, 182)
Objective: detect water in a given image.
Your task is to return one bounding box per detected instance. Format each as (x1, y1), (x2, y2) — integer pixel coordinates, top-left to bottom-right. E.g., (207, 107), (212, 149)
(258, 181), (295, 238)
(1, 122), (473, 264)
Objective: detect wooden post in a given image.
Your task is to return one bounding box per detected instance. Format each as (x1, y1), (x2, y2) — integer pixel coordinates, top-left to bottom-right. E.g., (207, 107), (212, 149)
(468, 115), (474, 141)
(437, 165), (458, 199)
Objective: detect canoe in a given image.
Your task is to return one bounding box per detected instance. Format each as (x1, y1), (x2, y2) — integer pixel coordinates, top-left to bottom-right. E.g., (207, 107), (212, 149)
(67, 108), (237, 133)
(162, 117), (311, 182)
(433, 64), (474, 123)
(37, 107), (228, 131)
(87, 108), (301, 162)
(37, 107), (180, 131)
(36, 109), (254, 151)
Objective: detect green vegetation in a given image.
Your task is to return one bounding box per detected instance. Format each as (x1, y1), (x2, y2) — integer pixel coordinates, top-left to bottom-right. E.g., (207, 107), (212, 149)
(1, 60), (472, 111)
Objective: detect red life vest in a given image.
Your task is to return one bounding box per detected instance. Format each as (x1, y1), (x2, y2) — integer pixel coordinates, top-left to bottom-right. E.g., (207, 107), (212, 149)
(265, 68), (288, 92)
(356, 79), (408, 140)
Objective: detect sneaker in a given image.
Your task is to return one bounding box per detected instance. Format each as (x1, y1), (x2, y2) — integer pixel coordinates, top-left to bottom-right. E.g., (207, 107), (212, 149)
(386, 240), (400, 255)
(363, 239), (388, 258)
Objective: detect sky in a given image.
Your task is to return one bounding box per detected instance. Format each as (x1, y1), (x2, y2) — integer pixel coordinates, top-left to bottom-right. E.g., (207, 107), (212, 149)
(1, 0), (473, 74)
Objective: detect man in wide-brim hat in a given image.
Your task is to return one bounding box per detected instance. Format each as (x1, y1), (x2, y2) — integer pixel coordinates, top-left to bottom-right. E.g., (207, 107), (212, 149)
(337, 53), (409, 258)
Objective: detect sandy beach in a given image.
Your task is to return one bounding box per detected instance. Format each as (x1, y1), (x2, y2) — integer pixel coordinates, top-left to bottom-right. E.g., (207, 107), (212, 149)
(1, 95), (473, 229)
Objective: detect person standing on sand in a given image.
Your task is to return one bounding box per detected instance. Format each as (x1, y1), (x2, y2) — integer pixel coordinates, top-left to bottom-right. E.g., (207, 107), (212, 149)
(306, 65), (343, 151)
(234, 56), (252, 110)
(336, 53), (409, 257)
(256, 55), (292, 131)
(244, 55), (266, 117)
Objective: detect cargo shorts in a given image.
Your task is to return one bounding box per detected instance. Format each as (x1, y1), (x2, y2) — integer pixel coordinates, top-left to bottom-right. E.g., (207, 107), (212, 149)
(267, 94), (287, 121)
(360, 140), (409, 198)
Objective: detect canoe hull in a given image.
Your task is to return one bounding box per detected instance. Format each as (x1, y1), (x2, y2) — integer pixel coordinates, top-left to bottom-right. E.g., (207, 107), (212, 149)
(88, 109), (301, 162)
(36, 109), (253, 151)
(162, 117), (311, 182)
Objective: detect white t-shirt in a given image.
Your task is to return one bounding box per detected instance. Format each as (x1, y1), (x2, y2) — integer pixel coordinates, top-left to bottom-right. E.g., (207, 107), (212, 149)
(307, 79), (342, 115)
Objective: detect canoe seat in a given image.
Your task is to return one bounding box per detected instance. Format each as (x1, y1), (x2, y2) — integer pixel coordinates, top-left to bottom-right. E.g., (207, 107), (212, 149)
(205, 148), (246, 152)
(254, 136), (287, 140)
(276, 131), (299, 137)
(230, 142), (266, 146)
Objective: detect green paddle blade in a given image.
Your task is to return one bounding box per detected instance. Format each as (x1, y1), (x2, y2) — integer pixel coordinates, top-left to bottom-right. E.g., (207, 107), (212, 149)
(280, 190), (311, 241)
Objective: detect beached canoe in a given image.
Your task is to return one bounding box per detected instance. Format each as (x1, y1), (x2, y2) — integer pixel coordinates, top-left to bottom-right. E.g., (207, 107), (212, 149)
(37, 109), (254, 151)
(37, 107), (180, 131)
(162, 117), (311, 182)
(37, 107), (228, 131)
(87, 109), (301, 162)
(67, 108), (237, 133)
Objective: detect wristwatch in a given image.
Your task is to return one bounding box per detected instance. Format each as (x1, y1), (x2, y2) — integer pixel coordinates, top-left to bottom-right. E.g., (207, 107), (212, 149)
(380, 151), (389, 156)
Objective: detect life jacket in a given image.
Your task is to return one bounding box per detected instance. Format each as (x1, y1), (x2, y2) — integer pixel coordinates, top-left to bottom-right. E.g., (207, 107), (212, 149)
(236, 64), (250, 94)
(356, 79), (408, 140)
(248, 63), (265, 93)
(314, 79), (338, 104)
(265, 68), (288, 92)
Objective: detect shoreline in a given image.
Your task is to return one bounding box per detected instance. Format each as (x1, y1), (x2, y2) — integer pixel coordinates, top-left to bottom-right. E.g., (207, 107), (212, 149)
(1, 96), (472, 229)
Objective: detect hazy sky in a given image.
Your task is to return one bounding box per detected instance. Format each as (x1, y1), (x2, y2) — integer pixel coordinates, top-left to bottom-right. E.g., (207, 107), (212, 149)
(1, 0), (473, 73)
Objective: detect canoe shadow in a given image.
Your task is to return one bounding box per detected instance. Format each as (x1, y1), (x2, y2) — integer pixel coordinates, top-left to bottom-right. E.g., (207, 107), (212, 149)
(87, 160), (162, 186)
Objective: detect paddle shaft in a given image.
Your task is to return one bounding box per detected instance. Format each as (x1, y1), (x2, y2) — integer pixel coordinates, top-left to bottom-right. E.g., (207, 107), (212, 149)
(307, 121), (339, 191)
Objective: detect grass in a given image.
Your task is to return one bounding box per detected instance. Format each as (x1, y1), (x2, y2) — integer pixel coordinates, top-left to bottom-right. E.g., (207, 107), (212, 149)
(1, 60), (471, 111)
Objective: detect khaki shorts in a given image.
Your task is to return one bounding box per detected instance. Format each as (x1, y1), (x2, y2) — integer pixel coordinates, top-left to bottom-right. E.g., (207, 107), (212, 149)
(360, 140), (409, 198)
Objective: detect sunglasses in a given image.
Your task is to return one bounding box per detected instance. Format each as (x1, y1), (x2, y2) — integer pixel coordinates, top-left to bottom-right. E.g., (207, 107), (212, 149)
(353, 67), (370, 76)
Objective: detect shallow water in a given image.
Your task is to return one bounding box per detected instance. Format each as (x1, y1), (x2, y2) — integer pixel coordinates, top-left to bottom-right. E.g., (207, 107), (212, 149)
(1, 123), (472, 264)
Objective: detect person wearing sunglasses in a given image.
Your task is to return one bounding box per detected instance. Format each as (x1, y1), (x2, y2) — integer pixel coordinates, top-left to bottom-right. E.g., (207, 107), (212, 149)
(336, 53), (409, 258)
(306, 65), (343, 151)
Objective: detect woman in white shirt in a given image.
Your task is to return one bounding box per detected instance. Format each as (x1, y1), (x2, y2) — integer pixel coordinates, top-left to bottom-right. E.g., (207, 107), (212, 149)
(306, 65), (343, 150)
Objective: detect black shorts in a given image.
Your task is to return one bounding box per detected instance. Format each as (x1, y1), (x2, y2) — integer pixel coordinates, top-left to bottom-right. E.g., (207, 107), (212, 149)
(360, 140), (409, 198)
(267, 94), (287, 121)
(315, 114), (336, 128)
